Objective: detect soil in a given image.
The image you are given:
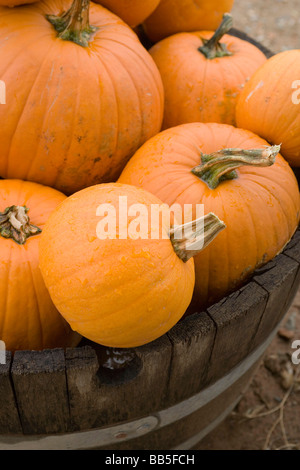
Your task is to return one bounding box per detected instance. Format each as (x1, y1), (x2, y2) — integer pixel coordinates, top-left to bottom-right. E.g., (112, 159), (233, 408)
(194, 0), (300, 450)
(195, 300), (300, 450)
(231, 0), (300, 53)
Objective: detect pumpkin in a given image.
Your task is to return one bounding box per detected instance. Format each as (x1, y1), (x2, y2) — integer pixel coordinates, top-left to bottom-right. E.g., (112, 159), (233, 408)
(94, 0), (161, 28)
(119, 123), (300, 310)
(0, 0), (38, 5)
(143, 0), (235, 43)
(0, 179), (81, 352)
(149, 14), (267, 128)
(236, 49), (300, 167)
(38, 183), (225, 348)
(0, 0), (164, 195)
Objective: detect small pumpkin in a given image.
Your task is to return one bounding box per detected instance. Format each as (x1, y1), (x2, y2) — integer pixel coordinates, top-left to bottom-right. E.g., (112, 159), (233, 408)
(143, 0), (235, 43)
(39, 183), (225, 348)
(0, 0), (164, 195)
(95, 0), (161, 28)
(0, 179), (81, 352)
(119, 123), (300, 310)
(236, 49), (300, 167)
(149, 14), (267, 128)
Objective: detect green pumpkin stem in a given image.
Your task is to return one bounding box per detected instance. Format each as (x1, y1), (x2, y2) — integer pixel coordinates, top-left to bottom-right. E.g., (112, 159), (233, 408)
(191, 145), (280, 190)
(46, 0), (98, 47)
(0, 206), (42, 245)
(170, 212), (226, 263)
(198, 13), (233, 59)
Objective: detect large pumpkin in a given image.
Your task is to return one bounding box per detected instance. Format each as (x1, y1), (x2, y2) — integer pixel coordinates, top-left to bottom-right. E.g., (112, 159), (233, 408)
(95, 0), (161, 28)
(0, 0), (164, 195)
(236, 50), (300, 167)
(0, 0), (38, 5)
(143, 0), (235, 43)
(39, 183), (225, 348)
(0, 179), (81, 352)
(149, 14), (267, 128)
(119, 123), (300, 310)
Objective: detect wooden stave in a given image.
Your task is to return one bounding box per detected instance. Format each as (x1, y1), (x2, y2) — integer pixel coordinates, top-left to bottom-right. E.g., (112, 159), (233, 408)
(0, 299), (297, 450)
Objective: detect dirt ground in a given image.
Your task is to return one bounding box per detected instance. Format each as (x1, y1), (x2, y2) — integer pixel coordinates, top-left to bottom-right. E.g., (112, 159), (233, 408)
(196, 299), (300, 450)
(231, 0), (300, 53)
(195, 0), (300, 451)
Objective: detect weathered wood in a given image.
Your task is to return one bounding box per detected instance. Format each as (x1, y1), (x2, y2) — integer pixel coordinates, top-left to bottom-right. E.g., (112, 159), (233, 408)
(0, 327), (280, 449)
(190, 363), (260, 450)
(102, 360), (261, 450)
(66, 337), (172, 431)
(134, 336), (173, 412)
(11, 349), (69, 434)
(0, 415), (159, 450)
(65, 346), (101, 432)
(251, 252), (300, 349)
(284, 228), (300, 263)
(205, 281), (268, 384)
(166, 311), (216, 406)
(0, 352), (22, 434)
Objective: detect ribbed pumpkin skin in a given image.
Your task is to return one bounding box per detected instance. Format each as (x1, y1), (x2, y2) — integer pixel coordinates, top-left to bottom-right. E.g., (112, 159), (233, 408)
(119, 123), (300, 310)
(0, 179), (81, 352)
(0, 0), (164, 195)
(236, 50), (300, 167)
(95, 0), (161, 28)
(143, 0), (235, 43)
(0, 0), (38, 5)
(39, 184), (195, 348)
(149, 32), (267, 128)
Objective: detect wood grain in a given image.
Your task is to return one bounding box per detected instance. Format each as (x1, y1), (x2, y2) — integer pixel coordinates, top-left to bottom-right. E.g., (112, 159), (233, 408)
(206, 281), (268, 383)
(11, 349), (69, 434)
(0, 352), (22, 434)
(166, 311), (216, 406)
(251, 252), (300, 349)
(101, 360), (261, 450)
(66, 337), (172, 431)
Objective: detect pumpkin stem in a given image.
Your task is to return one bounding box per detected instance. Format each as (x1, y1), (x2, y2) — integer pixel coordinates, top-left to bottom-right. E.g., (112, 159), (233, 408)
(0, 206), (42, 245)
(198, 13), (233, 59)
(191, 145), (280, 190)
(46, 0), (98, 47)
(170, 212), (226, 263)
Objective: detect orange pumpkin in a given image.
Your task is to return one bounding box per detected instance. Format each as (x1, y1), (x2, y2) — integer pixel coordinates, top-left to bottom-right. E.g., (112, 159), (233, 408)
(95, 0), (161, 28)
(0, 0), (164, 195)
(236, 50), (300, 167)
(0, 0), (38, 5)
(39, 183), (225, 348)
(143, 0), (235, 43)
(0, 179), (81, 352)
(149, 14), (267, 128)
(119, 123), (300, 310)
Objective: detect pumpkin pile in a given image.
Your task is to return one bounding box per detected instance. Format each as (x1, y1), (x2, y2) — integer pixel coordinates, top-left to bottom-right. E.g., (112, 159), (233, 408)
(0, 0), (299, 351)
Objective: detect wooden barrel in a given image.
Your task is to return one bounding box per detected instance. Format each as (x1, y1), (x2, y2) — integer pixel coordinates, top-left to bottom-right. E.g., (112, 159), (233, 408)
(0, 32), (299, 450)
